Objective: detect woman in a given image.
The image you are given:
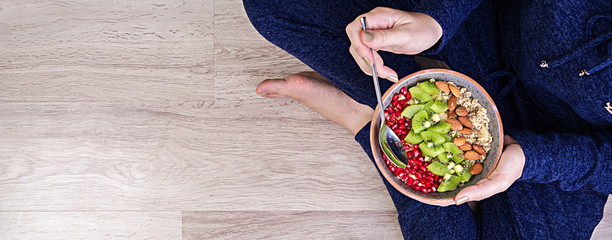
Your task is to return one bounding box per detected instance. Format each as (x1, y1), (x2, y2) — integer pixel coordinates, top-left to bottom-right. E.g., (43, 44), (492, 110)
(243, 0), (612, 238)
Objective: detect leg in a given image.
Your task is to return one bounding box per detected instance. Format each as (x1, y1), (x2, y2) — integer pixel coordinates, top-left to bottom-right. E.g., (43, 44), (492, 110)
(256, 71), (373, 136)
(243, 0), (421, 109)
(243, 1), (478, 238)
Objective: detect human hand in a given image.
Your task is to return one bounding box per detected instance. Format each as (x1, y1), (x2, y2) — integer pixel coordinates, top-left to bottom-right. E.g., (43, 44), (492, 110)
(454, 135), (526, 205)
(345, 7), (443, 82)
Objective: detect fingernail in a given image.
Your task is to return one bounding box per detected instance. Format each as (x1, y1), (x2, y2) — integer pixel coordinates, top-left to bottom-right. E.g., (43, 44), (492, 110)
(456, 196), (468, 205)
(387, 76), (398, 82)
(362, 57), (372, 69)
(364, 31), (374, 42)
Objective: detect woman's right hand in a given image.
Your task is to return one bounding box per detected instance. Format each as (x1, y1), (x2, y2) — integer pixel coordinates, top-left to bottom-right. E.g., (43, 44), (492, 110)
(345, 7), (443, 82)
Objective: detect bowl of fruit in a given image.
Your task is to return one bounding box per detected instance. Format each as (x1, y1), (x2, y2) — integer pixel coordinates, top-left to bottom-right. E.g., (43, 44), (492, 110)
(370, 68), (503, 206)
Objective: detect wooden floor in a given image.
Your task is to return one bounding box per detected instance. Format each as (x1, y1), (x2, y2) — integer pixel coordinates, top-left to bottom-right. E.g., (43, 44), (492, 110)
(0, 1), (609, 239)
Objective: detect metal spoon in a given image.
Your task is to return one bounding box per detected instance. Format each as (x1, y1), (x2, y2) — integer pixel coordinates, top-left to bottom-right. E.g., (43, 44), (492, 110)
(360, 17), (409, 168)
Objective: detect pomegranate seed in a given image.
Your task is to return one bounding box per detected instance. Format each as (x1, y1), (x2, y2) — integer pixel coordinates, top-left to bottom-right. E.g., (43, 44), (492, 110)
(427, 176), (434, 182)
(409, 169), (416, 175)
(395, 101), (402, 108)
(398, 118), (405, 124)
(415, 172), (422, 179)
(392, 94), (399, 101)
(400, 87), (407, 95)
(417, 156), (424, 162)
(414, 159), (423, 166)
(413, 186), (421, 191)
(413, 144), (419, 149)
(431, 187), (437, 192)
(406, 177), (414, 185)
(405, 92), (412, 100)
(420, 166), (427, 173)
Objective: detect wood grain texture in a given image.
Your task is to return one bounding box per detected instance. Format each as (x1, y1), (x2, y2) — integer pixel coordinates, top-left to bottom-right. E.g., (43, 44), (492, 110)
(183, 210), (403, 239)
(0, 212), (181, 240)
(0, 0), (214, 104)
(0, 101), (393, 211)
(0, 0), (610, 239)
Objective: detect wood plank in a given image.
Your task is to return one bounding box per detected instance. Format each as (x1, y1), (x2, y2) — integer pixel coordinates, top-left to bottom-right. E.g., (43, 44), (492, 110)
(0, 211), (181, 240)
(0, 0), (214, 103)
(182, 210), (402, 239)
(0, 101), (394, 211)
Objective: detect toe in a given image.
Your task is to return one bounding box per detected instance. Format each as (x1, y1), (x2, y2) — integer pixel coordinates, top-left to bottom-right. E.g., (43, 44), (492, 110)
(256, 78), (288, 98)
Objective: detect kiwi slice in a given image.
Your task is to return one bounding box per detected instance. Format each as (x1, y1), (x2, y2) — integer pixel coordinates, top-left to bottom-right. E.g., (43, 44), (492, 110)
(409, 86), (433, 103)
(437, 152), (449, 163)
(427, 161), (451, 177)
(430, 101), (448, 113)
(419, 131), (445, 156)
(401, 104), (425, 119)
(419, 131), (446, 157)
(456, 165), (472, 182)
(452, 154), (465, 164)
(428, 121), (451, 134)
(411, 110), (432, 133)
(420, 131), (446, 145)
(419, 143), (444, 157)
(442, 132), (452, 142)
(418, 81), (441, 95)
(443, 142), (462, 155)
(438, 174), (461, 192)
(404, 130), (423, 144)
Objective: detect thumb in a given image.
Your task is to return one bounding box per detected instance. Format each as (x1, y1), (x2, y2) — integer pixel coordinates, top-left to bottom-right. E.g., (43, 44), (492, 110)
(361, 28), (409, 51)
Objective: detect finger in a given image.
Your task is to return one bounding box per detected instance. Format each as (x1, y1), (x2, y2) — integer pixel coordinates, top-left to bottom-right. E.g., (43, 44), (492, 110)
(454, 144), (525, 204)
(349, 45), (372, 76)
(346, 8), (399, 71)
(454, 173), (513, 203)
(371, 50), (399, 82)
(361, 27), (416, 54)
(503, 135), (518, 146)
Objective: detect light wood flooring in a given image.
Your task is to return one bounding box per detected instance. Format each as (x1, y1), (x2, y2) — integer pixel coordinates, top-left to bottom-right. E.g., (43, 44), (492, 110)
(0, 0), (609, 239)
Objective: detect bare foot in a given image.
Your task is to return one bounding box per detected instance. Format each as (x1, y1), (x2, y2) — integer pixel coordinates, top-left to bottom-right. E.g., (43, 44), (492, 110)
(256, 71), (373, 135)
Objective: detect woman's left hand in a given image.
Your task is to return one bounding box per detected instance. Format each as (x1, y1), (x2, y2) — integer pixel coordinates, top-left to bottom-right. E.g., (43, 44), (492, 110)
(454, 135), (526, 205)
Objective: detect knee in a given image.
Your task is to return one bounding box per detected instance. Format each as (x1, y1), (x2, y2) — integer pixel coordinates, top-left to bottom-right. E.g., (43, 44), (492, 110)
(242, 0), (280, 40)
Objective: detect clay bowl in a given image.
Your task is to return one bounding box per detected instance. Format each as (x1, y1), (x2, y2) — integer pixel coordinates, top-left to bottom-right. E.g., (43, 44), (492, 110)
(370, 69), (503, 206)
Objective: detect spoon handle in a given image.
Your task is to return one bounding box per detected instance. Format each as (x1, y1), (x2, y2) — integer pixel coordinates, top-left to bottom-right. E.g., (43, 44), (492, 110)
(360, 17), (386, 123)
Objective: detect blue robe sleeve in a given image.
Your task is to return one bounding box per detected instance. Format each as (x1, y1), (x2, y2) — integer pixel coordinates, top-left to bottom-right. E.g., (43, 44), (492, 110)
(411, 0), (485, 54)
(512, 131), (612, 194)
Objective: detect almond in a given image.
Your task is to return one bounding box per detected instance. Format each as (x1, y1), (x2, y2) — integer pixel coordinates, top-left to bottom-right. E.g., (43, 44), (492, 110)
(449, 84), (461, 97)
(473, 144), (486, 155)
(470, 163), (483, 175)
(447, 118), (463, 131)
(453, 137), (467, 147)
(436, 81), (450, 93)
(448, 110), (458, 118)
(459, 127), (474, 135)
(459, 142), (472, 151)
(458, 116), (473, 128)
(455, 107), (468, 116)
(448, 96), (457, 111)
(464, 151), (481, 161)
